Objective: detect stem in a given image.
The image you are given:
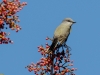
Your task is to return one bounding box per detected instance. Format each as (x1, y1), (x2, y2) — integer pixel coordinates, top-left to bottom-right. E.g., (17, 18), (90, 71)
(50, 51), (54, 75)
(51, 58), (54, 75)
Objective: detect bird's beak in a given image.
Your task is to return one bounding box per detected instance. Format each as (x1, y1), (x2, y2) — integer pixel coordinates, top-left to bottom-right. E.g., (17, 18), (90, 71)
(73, 21), (76, 23)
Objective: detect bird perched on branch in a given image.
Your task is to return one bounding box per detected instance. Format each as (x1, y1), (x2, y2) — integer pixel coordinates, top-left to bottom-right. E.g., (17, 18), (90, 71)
(48, 18), (76, 53)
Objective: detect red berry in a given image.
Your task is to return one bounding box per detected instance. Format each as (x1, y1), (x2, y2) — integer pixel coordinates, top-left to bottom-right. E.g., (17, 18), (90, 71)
(46, 37), (49, 40)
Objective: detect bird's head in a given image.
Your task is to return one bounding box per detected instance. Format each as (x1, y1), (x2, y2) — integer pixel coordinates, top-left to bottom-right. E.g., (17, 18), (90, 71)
(62, 18), (76, 26)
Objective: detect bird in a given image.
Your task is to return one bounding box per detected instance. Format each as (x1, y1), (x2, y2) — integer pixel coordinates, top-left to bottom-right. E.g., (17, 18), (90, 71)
(48, 18), (76, 53)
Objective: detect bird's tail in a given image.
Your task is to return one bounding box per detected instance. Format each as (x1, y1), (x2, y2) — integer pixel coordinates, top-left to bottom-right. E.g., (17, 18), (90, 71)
(48, 38), (58, 53)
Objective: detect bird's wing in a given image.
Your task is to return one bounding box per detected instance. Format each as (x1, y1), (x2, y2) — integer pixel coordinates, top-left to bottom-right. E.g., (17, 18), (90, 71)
(54, 25), (71, 44)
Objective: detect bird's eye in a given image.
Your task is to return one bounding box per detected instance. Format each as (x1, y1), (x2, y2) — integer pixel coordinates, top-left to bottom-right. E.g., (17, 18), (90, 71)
(67, 20), (71, 22)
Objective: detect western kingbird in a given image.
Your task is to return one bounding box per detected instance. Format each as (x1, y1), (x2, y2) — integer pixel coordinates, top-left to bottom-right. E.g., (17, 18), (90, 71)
(48, 18), (76, 53)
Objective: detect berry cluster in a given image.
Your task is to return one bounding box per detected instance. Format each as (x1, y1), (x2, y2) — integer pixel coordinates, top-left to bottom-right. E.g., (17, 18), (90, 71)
(0, 0), (27, 44)
(0, 31), (13, 44)
(26, 37), (77, 75)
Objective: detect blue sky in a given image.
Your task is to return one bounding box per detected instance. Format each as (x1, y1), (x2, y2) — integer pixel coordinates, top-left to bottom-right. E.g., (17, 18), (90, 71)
(0, 0), (100, 75)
